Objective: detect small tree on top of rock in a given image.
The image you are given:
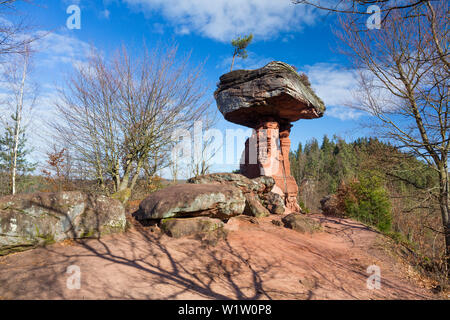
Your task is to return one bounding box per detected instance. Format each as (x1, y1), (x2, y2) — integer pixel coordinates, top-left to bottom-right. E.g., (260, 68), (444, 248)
(230, 34), (253, 71)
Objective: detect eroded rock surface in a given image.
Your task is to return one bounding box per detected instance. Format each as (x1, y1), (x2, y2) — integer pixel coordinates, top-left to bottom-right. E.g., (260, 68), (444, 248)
(261, 192), (285, 214)
(282, 213), (322, 234)
(134, 183), (246, 220)
(214, 61), (325, 127)
(187, 173), (284, 216)
(0, 191), (126, 254)
(243, 193), (270, 218)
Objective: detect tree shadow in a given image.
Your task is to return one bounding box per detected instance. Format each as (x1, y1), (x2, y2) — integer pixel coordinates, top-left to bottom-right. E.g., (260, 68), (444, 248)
(0, 218), (285, 299)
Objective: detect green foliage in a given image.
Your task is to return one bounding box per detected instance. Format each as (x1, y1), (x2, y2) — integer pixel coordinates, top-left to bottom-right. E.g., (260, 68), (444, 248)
(298, 199), (310, 213)
(290, 135), (437, 210)
(343, 173), (392, 233)
(111, 187), (131, 204)
(230, 34), (253, 71)
(231, 34), (253, 59)
(0, 126), (35, 174)
(0, 125), (36, 194)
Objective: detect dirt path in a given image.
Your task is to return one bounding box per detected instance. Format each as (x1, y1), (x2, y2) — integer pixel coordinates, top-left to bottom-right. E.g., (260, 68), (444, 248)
(0, 214), (438, 300)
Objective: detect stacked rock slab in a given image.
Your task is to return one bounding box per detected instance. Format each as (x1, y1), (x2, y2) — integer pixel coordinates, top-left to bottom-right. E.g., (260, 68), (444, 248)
(0, 191), (126, 254)
(214, 61), (325, 213)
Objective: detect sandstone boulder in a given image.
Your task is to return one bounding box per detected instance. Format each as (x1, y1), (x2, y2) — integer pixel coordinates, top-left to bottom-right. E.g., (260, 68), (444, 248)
(111, 187), (131, 204)
(0, 191), (126, 254)
(243, 193), (270, 218)
(187, 173), (280, 216)
(160, 217), (224, 238)
(187, 172), (273, 195)
(281, 213), (321, 234)
(214, 61), (325, 128)
(134, 184), (245, 220)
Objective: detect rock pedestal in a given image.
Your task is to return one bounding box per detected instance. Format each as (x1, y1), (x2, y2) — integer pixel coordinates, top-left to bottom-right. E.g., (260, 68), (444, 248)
(240, 119), (300, 212)
(214, 61), (325, 213)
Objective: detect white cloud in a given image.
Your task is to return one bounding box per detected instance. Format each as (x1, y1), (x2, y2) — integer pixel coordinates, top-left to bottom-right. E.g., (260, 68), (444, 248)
(151, 22), (165, 34)
(325, 106), (365, 121)
(32, 31), (92, 68)
(303, 63), (358, 106)
(301, 63), (366, 120)
(123, 0), (319, 41)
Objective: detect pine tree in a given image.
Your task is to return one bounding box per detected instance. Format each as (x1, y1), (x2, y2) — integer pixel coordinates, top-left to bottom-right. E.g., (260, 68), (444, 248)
(0, 125), (35, 194)
(230, 34), (253, 71)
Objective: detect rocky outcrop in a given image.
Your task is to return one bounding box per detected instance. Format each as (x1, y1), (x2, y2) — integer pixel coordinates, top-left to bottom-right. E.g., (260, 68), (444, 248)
(214, 61), (325, 214)
(261, 192), (285, 214)
(187, 173), (284, 216)
(187, 172), (270, 194)
(0, 192), (126, 254)
(214, 61), (325, 128)
(160, 217), (224, 238)
(282, 213), (321, 234)
(111, 188), (131, 204)
(243, 193), (270, 218)
(134, 183), (246, 221)
(320, 195), (345, 217)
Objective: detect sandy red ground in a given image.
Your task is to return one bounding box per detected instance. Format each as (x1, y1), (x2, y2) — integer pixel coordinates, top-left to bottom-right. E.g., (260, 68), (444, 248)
(0, 214), (439, 299)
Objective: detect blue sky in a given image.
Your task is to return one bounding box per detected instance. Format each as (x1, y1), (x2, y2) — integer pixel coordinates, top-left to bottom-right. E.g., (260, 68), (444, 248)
(10, 0), (370, 177)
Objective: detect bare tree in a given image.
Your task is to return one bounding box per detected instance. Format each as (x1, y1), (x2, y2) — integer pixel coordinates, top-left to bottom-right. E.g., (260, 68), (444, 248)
(53, 43), (211, 195)
(293, 0), (449, 70)
(187, 118), (220, 178)
(293, 0), (434, 16)
(304, 0), (450, 272)
(0, 45), (36, 194)
(0, 0), (39, 59)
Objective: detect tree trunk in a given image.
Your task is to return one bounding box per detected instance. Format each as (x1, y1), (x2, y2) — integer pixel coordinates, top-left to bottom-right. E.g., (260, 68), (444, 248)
(230, 54), (236, 72)
(438, 165), (450, 275)
(11, 53), (28, 195)
(129, 159), (144, 191)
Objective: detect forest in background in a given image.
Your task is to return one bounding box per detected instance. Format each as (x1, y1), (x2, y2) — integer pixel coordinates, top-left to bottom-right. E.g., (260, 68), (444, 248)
(290, 135), (446, 284)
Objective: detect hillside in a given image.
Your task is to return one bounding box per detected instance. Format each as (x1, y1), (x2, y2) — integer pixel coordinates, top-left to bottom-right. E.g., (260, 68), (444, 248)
(0, 213), (440, 300)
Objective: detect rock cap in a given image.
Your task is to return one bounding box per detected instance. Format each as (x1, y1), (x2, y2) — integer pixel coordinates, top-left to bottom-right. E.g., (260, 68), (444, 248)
(214, 61), (325, 127)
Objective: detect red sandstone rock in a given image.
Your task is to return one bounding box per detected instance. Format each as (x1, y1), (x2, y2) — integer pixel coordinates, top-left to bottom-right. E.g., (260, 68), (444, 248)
(215, 62), (325, 213)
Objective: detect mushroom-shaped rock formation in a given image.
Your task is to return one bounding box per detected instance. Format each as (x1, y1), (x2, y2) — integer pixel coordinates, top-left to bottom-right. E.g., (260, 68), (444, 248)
(214, 61), (325, 213)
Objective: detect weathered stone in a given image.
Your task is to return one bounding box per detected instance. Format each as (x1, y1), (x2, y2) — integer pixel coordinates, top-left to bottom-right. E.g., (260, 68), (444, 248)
(261, 192), (285, 214)
(160, 217), (224, 238)
(240, 120), (300, 213)
(134, 183), (245, 220)
(251, 175), (275, 193)
(243, 193), (270, 218)
(214, 61), (325, 215)
(188, 173), (278, 217)
(111, 187), (131, 204)
(0, 192), (126, 254)
(320, 195), (345, 217)
(214, 61), (325, 128)
(281, 213), (321, 234)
